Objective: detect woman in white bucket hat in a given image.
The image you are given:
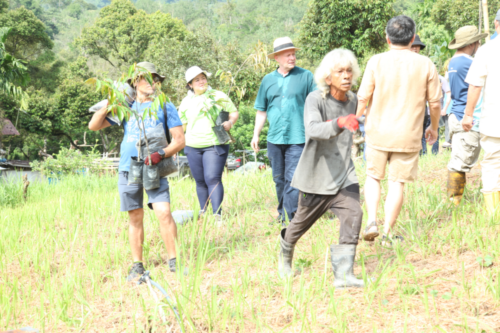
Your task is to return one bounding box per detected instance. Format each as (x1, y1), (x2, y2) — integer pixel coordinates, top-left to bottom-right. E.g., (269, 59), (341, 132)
(178, 66), (239, 225)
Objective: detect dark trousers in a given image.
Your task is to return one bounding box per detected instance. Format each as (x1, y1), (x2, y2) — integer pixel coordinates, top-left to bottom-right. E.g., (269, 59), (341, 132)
(267, 142), (304, 221)
(421, 115), (439, 155)
(185, 145), (229, 214)
(284, 184), (363, 245)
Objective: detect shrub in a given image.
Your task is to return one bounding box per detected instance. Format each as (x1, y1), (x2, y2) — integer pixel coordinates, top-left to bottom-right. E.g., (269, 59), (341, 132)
(30, 147), (106, 177)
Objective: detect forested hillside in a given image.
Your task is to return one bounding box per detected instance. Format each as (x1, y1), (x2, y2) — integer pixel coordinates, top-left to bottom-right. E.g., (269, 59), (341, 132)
(0, 0), (498, 161)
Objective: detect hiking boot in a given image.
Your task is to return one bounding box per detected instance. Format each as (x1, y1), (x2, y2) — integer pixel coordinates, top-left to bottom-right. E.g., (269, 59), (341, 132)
(127, 262), (145, 282)
(169, 258), (188, 275)
(330, 244), (364, 289)
(278, 228), (295, 278)
(362, 221), (379, 241)
(380, 235), (405, 247)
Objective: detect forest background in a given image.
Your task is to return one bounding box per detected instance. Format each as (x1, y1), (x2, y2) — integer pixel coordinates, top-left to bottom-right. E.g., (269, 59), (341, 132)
(0, 0), (498, 160)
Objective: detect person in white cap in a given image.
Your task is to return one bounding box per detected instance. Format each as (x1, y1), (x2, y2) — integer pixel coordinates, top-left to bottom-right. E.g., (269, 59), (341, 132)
(463, 9), (500, 214)
(445, 25), (488, 206)
(178, 66), (239, 225)
(251, 37), (316, 226)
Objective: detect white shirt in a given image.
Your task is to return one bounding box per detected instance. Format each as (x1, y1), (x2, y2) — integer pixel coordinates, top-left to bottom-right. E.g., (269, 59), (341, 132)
(465, 37), (500, 137)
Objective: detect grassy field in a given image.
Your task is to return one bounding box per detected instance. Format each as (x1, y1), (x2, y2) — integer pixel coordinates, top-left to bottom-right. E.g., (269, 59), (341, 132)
(1, 149), (500, 332)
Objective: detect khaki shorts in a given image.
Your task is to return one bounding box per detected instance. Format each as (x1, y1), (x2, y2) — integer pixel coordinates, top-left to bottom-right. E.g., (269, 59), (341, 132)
(366, 146), (419, 183)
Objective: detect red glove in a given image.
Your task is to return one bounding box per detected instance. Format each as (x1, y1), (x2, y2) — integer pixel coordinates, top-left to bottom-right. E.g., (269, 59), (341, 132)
(144, 152), (162, 166)
(337, 114), (359, 132)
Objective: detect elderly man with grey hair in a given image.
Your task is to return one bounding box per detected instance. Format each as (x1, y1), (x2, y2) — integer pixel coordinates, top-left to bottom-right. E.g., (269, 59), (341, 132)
(278, 49), (365, 289)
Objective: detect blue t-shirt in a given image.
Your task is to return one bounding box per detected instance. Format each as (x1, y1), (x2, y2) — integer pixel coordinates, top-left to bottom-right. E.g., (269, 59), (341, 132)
(448, 55), (473, 121)
(108, 102), (183, 172)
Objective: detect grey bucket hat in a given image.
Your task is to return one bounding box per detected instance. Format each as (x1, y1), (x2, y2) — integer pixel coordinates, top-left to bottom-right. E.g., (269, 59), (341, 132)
(127, 61), (165, 86)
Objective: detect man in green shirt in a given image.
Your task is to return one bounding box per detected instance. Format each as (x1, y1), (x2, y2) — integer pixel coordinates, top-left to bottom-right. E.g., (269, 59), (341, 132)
(251, 37), (316, 225)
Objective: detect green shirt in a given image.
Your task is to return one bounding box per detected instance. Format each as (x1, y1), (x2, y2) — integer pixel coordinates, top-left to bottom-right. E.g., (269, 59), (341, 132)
(178, 89), (237, 148)
(254, 66), (316, 145)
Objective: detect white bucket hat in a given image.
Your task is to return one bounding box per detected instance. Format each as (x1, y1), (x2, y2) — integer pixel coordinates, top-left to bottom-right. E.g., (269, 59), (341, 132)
(267, 37), (300, 59)
(185, 66), (212, 83)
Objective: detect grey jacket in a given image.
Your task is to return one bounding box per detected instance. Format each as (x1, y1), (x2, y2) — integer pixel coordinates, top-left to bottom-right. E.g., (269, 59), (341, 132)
(290, 90), (358, 195)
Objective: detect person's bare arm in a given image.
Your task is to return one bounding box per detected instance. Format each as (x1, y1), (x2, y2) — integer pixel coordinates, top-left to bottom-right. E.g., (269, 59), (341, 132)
(162, 126), (185, 158)
(355, 97), (369, 118)
(251, 111), (267, 152)
(441, 92), (451, 116)
(462, 85), (482, 132)
(424, 100), (441, 145)
(88, 105), (112, 131)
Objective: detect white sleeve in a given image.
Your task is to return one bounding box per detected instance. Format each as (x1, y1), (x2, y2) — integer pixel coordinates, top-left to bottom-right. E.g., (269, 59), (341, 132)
(465, 47), (487, 87)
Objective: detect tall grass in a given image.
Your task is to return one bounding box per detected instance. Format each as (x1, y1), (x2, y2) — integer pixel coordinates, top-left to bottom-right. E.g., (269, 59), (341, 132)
(1, 150), (499, 332)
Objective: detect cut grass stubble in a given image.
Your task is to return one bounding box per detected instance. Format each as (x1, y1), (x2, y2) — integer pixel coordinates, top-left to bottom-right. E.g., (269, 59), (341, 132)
(1, 150), (500, 332)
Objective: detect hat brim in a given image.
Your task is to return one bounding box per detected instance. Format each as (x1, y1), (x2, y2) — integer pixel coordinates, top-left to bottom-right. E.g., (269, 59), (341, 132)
(267, 47), (301, 59)
(186, 71), (212, 84)
(448, 33), (489, 49)
(127, 74), (165, 86)
(412, 41), (426, 49)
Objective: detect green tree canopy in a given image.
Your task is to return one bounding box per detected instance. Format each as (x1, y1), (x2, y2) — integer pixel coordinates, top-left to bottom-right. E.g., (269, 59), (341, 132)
(431, 0), (500, 34)
(298, 0), (396, 61)
(0, 6), (53, 60)
(75, 0), (188, 68)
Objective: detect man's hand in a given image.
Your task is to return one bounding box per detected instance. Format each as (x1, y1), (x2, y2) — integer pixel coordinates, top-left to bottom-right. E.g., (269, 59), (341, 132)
(251, 135), (260, 153)
(462, 115), (474, 132)
(441, 109), (447, 116)
(145, 152), (162, 165)
(337, 114), (359, 132)
(424, 126), (438, 145)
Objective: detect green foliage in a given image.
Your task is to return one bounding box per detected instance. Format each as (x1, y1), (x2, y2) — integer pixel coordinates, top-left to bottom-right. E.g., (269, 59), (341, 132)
(477, 255), (494, 268)
(298, 0), (396, 60)
(30, 147), (104, 177)
(0, 27), (29, 110)
(146, 31), (273, 104)
(418, 23), (453, 74)
(0, 180), (24, 207)
(75, 0), (188, 68)
(20, 81), (100, 145)
(230, 104), (268, 152)
(86, 63), (169, 122)
(163, 0), (308, 49)
(431, 0), (500, 34)
(0, 6), (53, 60)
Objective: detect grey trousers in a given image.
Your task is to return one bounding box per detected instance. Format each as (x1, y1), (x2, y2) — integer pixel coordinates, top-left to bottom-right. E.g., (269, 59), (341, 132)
(284, 184), (363, 245)
(447, 114), (481, 173)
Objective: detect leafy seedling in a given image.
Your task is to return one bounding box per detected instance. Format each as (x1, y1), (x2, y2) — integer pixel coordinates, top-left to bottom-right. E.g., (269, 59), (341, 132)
(295, 258), (312, 270)
(477, 255), (494, 268)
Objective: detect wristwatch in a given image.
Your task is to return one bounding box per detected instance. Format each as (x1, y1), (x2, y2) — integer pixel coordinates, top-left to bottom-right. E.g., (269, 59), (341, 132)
(158, 149), (166, 159)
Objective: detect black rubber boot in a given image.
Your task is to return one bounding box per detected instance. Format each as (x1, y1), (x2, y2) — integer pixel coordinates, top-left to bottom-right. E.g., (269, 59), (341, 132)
(278, 228), (295, 278)
(330, 244), (364, 289)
